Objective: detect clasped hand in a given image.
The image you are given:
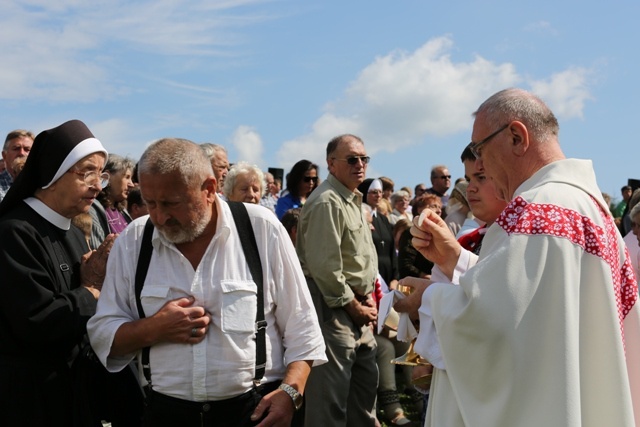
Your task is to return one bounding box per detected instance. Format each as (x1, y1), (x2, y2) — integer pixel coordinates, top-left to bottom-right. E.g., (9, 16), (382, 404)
(345, 295), (377, 327)
(81, 233), (117, 293)
(151, 297), (211, 344)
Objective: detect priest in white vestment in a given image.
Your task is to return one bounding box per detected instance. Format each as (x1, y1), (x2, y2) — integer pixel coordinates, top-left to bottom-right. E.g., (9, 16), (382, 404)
(406, 88), (640, 427)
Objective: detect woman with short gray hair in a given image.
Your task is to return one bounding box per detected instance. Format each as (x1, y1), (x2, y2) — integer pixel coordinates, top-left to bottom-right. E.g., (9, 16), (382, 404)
(223, 161), (265, 204)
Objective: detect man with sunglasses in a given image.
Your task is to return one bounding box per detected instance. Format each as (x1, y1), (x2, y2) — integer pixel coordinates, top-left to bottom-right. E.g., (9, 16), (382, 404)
(408, 88), (640, 426)
(425, 164), (452, 214)
(297, 134), (379, 426)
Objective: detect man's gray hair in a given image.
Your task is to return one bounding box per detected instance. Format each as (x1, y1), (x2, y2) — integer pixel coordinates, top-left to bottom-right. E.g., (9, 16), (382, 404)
(138, 138), (213, 186)
(223, 161), (266, 199)
(200, 143), (227, 160)
(474, 88), (560, 143)
(3, 129), (34, 152)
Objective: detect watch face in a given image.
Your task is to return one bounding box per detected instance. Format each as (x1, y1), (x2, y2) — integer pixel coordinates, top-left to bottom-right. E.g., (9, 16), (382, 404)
(293, 394), (303, 410)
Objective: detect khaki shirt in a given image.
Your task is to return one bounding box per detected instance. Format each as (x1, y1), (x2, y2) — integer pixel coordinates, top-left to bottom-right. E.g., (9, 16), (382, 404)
(297, 173), (377, 308)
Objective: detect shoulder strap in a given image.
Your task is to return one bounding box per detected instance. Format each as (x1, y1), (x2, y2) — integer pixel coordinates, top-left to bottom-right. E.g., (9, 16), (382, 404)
(135, 217), (155, 387)
(227, 201), (266, 385)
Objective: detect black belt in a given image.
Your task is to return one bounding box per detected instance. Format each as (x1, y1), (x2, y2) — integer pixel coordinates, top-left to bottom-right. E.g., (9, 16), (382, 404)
(149, 387), (255, 412)
(144, 382), (280, 427)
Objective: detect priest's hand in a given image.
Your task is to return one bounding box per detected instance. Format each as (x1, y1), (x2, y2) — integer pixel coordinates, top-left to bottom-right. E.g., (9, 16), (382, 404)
(81, 233), (117, 296)
(411, 209), (462, 279)
(394, 277), (431, 320)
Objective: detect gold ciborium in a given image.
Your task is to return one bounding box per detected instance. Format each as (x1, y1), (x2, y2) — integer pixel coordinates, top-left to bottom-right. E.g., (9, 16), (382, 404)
(391, 338), (429, 366)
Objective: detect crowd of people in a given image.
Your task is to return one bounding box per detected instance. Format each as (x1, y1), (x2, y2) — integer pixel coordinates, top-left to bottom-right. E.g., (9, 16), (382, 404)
(0, 87), (639, 427)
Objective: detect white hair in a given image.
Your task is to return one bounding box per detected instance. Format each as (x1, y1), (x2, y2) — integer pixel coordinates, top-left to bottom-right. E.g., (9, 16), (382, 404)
(223, 161), (266, 199)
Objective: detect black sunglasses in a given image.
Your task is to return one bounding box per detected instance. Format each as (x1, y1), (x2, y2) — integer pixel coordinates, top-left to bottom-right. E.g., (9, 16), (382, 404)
(333, 156), (371, 165)
(303, 176), (319, 183)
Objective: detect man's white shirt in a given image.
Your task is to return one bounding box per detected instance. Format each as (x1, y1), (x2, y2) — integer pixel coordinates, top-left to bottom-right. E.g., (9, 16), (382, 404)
(88, 197), (326, 401)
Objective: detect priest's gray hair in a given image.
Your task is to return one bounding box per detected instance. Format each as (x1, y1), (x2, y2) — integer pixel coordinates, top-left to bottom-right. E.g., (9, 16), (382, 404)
(138, 138), (214, 186)
(474, 88), (560, 143)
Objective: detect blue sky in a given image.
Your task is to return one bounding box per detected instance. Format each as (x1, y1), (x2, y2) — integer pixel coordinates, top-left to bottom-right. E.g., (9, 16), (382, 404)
(2, 0), (638, 202)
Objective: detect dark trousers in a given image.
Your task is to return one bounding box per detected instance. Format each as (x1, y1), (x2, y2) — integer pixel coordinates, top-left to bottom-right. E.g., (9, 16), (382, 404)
(143, 381), (304, 427)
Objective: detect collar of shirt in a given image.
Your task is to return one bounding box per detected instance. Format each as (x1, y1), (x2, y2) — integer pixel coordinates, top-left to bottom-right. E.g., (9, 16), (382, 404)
(24, 197), (72, 230)
(326, 173), (361, 204)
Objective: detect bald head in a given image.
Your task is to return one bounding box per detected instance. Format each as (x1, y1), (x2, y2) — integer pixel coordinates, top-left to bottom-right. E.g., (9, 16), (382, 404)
(474, 88), (559, 144)
(471, 88), (565, 201)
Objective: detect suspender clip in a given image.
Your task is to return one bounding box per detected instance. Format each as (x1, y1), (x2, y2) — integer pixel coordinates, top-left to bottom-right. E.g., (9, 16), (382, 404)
(255, 320), (267, 333)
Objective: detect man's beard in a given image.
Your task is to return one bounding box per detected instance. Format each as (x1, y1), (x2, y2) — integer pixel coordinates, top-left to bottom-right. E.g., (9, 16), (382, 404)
(156, 202), (211, 244)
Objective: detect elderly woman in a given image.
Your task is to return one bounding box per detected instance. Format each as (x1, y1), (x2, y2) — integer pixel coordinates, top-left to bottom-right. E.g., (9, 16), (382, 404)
(389, 190), (413, 225)
(275, 159), (319, 219)
(0, 120), (115, 425)
(88, 154), (135, 248)
(223, 161), (266, 204)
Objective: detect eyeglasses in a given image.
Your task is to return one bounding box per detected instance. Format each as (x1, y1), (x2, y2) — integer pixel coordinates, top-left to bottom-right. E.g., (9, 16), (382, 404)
(332, 156), (370, 165)
(438, 175), (452, 180)
(67, 169), (110, 188)
(469, 124), (509, 159)
(303, 176), (319, 183)
(368, 189), (382, 195)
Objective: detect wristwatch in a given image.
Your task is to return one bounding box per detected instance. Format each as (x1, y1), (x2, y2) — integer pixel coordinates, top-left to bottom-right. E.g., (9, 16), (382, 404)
(278, 383), (303, 410)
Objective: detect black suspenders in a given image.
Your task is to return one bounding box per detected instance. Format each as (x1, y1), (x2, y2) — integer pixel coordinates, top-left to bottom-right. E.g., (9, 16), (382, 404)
(134, 201), (266, 389)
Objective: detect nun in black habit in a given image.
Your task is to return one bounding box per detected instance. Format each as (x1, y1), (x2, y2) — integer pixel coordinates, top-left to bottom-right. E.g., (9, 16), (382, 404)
(0, 120), (116, 426)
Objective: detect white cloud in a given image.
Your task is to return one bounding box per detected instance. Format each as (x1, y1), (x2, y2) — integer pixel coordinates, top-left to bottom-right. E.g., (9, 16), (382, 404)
(277, 36), (520, 168)
(231, 125), (264, 168)
(276, 36), (593, 172)
(89, 118), (149, 158)
(528, 68), (593, 119)
(0, 0), (275, 102)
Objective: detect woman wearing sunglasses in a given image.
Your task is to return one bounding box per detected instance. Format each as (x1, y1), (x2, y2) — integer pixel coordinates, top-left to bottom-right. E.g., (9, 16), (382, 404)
(275, 159), (319, 219)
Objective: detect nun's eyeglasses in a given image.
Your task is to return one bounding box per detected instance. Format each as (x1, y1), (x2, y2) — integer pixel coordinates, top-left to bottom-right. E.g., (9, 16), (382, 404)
(68, 169), (111, 188)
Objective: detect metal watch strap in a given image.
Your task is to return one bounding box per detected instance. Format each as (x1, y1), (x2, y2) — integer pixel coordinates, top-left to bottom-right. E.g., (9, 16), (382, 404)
(278, 383), (302, 410)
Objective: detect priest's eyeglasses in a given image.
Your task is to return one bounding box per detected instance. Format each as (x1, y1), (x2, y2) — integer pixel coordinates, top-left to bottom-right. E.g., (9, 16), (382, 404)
(68, 169), (111, 188)
(469, 124), (509, 159)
